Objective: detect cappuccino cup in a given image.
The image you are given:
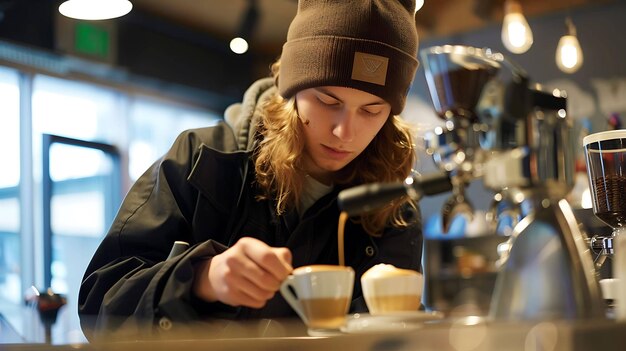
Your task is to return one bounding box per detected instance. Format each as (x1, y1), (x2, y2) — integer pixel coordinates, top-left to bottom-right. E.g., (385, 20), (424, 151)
(361, 264), (423, 315)
(280, 265), (354, 334)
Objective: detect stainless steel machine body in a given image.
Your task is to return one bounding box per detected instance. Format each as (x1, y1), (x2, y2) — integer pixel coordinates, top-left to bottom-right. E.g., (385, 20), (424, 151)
(420, 45), (604, 321)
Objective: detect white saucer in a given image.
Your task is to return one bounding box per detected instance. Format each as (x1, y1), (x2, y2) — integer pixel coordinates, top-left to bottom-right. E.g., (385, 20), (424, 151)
(341, 311), (443, 334)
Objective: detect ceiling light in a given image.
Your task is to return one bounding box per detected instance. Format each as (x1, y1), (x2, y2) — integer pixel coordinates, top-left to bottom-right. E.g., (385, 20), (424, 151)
(501, 0), (533, 54)
(59, 0), (133, 21)
(556, 17), (583, 74)
(230, 37), (249, 55)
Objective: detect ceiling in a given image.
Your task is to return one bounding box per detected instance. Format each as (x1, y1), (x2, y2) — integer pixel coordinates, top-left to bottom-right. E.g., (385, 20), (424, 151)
(130, 0), (614, 56)
(0, 0), (614, 112)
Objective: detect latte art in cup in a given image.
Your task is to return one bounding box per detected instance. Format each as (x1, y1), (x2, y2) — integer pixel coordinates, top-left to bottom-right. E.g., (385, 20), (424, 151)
(361, 264), (423, 315)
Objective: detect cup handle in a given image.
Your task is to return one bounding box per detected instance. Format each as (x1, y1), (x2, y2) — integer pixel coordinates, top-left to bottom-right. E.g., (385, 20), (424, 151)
(279, 276), (308, 324)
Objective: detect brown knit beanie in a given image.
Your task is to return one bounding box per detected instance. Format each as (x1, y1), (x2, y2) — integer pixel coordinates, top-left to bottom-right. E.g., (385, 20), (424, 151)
(278, 0), (419, 115)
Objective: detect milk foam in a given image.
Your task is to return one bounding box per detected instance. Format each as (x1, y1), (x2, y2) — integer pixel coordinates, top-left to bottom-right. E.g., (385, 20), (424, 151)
(361, 264), (423, 297)
(361, 264), (419, 279)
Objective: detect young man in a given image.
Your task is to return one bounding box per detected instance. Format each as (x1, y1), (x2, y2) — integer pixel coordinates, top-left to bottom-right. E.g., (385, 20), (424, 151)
(79, 0), (421, 339)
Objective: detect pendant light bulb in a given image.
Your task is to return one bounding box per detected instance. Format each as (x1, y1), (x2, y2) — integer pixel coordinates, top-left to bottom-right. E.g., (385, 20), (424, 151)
(230, 37), (249, 54)
(501, 0), (533, 54)
(415, 0), (424, 13)
(556, 18), (583, 74)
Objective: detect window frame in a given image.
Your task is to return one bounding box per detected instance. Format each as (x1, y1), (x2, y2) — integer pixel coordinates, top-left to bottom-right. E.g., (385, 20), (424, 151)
(41, 134), (121, 288)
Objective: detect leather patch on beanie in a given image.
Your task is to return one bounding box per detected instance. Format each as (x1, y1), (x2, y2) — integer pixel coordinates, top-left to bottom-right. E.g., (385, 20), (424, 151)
(351, 52), (388, 86)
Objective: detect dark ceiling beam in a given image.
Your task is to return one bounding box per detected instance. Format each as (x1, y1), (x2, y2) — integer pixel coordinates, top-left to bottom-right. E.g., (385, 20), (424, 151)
(473, 0), (504, 21)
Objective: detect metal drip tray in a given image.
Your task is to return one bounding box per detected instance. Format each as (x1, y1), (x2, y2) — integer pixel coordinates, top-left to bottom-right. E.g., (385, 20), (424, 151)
(423, 235), (508, 317)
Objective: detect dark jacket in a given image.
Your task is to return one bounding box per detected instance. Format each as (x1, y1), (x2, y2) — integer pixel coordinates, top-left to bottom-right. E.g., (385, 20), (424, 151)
(78, 78), (422, 339)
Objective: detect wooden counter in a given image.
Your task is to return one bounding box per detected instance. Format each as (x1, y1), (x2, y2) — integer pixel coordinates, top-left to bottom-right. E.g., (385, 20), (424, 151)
(3, 317), (626, 351)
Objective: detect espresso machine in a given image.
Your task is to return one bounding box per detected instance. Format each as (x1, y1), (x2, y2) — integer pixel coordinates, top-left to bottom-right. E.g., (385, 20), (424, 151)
(419, 45), (604, 320)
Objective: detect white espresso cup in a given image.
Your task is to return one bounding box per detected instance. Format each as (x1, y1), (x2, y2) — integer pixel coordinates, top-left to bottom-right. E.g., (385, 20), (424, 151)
(361, 264), (423, 315)
(280, 265), (354, 334)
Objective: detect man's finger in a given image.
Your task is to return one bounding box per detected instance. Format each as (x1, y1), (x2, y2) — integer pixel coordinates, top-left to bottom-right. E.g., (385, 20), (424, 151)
(223, 284), (269, 309)
(233, 252), (284, 292)
(240, 238), (293, 280)
(274, 247), (293, 268)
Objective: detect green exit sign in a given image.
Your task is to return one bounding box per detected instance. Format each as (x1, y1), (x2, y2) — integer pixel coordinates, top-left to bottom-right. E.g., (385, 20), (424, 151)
(74, 22), (110, 59)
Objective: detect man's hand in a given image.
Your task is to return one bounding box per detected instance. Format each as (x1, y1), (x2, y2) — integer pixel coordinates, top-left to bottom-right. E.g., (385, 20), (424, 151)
(193, 237), (293, 308)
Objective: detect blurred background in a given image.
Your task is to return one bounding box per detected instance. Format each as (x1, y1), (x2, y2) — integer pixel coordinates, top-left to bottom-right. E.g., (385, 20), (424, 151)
(0, 0), (625, 344)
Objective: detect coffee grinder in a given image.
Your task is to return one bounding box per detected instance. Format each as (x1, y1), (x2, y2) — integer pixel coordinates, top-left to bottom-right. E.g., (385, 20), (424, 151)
(583, 129), (626, 316)
(583, 130), (626, 249)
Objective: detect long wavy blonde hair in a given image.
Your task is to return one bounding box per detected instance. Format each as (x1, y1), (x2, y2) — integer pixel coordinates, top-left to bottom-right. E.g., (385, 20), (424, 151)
(254, 61), (418, 236)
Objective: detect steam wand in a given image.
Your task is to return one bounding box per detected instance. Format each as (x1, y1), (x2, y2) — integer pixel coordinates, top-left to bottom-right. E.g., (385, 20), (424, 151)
(337, 172), (452, 216)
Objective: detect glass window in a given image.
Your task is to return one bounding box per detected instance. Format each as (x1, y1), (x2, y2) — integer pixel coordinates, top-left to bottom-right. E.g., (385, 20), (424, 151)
(32, 77), (123, 344)
(49, 144), (114, 239)
(129, 97), (220, 180)
(0, 66), (21, 336)
(45, 140), (120, 344)
(2, 66), (222, 344)
(0, 68), (20, 188)
(32, 76), (124, 144)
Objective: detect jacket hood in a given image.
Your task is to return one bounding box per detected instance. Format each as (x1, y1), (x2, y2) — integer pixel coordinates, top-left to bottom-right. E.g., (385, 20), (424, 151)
(224, 77), (277, 151)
